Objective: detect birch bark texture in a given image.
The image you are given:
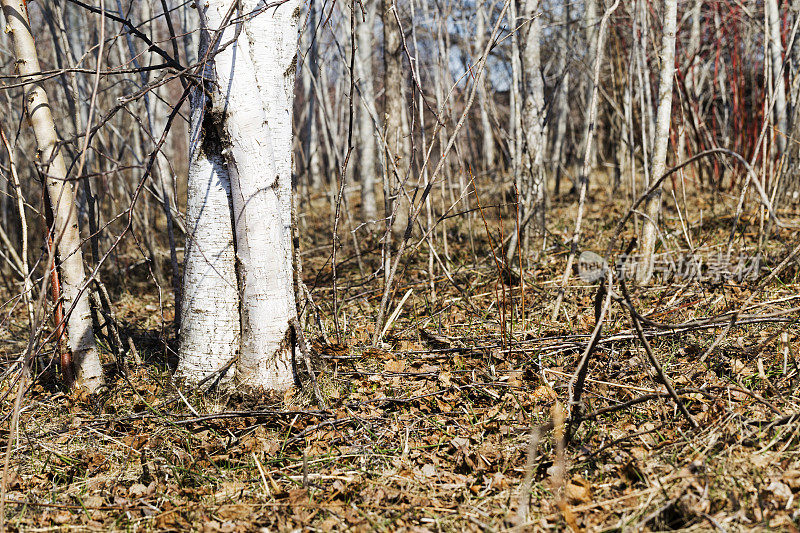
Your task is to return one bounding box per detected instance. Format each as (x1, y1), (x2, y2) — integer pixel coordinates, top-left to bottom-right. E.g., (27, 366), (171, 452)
(767, 0), (788, 156)
(637, 0), (678, 283)
(520, 0), (546, 226)
(506, 0), (545, 263)
(476, 1), (495, 169)
(357, 1), (378, 220)
(177, 33), (239, 387)
(179, 0), (300, 390)
(1, 0), (104, 392)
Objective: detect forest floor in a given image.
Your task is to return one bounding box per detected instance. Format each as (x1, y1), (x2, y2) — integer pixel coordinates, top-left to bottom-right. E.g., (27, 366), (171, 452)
(1, 172), (800, 532)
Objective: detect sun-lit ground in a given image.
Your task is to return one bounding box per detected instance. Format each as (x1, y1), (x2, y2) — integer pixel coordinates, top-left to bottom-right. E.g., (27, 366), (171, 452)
(1, 169), (799, 531)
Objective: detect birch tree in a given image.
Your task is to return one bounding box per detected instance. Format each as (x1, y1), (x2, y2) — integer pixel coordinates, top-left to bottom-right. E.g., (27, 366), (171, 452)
(520, 0), (545, 231)
(179, 0), (300, 390)
(357, 1), (379, 220)
(767, 0), (788, 156)
(476, 1), (495, 169)
(638, 0), (677, 283)
(583, 0), (599, 171)
(2, 0), (104, 392)
(177, 31), (240, 387)
(507, 0), (545, 263)
(302, 0), (323, 189)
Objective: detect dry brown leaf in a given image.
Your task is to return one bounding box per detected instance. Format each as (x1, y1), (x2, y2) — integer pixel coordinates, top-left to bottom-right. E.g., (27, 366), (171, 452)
(216, 504), (251, 520)
(384, 359), (405, 372)
(566, 476), (593, 504)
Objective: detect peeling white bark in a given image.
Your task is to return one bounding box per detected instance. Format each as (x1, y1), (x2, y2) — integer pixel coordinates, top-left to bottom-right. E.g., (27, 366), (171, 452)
(177, 64), (240, 387)
(195, 0), (299, 390)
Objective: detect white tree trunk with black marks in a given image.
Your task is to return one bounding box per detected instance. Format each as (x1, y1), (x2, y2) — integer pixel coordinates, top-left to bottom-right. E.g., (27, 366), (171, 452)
(521, 0), (546, 225)
(2, 0), (104, 392)
(180, 0), (300, 390)
(767, 0), (788, 155)
(476, 1), (495, 169)
(638, 0), (677, 283)
(357, 1), (379, 220)
(177, 39), (240, 387)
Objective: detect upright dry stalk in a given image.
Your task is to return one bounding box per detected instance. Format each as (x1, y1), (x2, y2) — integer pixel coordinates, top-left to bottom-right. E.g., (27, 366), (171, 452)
(792, 0), (800, 113)
(637, 0), (678, 283)
(409, 0), (437, 300)
(0, 127), (34, 326)
(371, 0), (510, 345)
(125, 0), (182, 328)
(785, 0), (800, 203)
(2, 0), (104, 392)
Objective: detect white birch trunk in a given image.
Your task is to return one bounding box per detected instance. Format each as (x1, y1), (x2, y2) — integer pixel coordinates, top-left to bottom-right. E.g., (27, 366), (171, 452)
(2, 0), (104, 392)
(476, 1), (495, 169)
(509, 0), (523, 227)
(678, 0), (702, 168)
(507, 0), (545, 262)
(637, 0), (655, 157)
(638, 0), (678, 283)
(177, 40), (240, 387)
(686, 0), (703, 99)
(616, 70), (631, 191)
(713, 9), (730, 148)
(521, 0), (546, 222)
(187, 0), (299, 391)
(357, 1), (379, 219)
(583, 0), (599, 170)
(767, 0), (789, 155)
(302, 1), (323, 190)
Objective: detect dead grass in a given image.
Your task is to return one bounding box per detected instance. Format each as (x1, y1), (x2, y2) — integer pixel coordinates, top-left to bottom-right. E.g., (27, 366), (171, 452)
(1, 174), (799, 531)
